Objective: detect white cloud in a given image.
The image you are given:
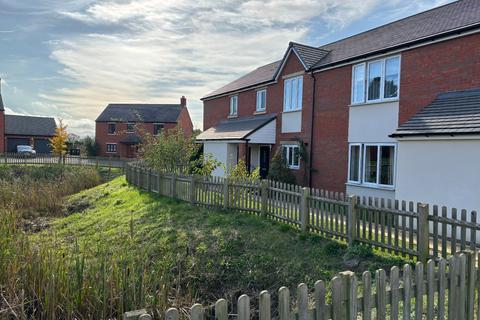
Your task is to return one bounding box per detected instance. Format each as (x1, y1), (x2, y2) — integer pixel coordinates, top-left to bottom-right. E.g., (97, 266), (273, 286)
(45, 0), (386, 132)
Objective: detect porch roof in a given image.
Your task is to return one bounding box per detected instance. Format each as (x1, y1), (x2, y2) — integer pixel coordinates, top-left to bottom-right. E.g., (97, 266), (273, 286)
(197, 114), (276, 141)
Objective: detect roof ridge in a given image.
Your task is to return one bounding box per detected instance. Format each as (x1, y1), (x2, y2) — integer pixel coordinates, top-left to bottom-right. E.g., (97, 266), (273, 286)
(317, 0), (464, 50)
(290, 41), (330, 53)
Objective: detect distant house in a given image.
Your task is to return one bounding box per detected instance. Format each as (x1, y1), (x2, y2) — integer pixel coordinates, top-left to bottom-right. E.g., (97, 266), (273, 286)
(95, 96), (193, 158)
(0, 80), (57, 154)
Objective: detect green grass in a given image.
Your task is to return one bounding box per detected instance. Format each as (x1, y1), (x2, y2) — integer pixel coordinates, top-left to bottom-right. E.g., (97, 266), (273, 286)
(23, 176), (408, 318)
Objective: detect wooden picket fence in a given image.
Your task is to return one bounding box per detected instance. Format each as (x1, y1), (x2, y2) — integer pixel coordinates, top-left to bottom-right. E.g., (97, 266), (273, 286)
(124, 251), (477, 320)
(1, 152), (129, 169)
(125, 164), (480, 263)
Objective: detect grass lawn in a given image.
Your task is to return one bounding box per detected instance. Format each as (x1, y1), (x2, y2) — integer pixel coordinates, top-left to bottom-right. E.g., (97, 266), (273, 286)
(36, 176), (408, 315)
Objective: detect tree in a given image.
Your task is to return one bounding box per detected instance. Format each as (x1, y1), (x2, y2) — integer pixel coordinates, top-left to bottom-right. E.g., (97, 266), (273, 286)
(50, 119), (68, 162)
(267, 149), (296, 184)
(81, 136), (99, 157)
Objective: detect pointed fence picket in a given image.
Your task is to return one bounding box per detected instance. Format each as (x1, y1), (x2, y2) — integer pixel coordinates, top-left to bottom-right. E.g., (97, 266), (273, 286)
(126, 163), (480, 263)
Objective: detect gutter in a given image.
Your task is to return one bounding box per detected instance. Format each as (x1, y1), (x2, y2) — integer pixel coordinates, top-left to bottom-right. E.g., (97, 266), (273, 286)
(308, 71), (316, 188)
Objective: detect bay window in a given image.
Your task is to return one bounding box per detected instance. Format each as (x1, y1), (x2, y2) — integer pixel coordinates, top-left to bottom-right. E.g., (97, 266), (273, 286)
(283, 76), (303, 112)
(351, 55), (400, 104)
(348, 143), (396, 188)
(282, 145), (300, 169)
(256, 89), (266, 112)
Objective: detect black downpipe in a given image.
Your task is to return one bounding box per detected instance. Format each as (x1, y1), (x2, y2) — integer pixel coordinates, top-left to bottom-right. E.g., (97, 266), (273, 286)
(309, 71), (316, 188)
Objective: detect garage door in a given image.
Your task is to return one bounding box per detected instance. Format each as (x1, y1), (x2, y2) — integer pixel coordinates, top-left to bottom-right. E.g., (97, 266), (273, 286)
(7, 138), (30, 153)
(34, 139), (52, 154)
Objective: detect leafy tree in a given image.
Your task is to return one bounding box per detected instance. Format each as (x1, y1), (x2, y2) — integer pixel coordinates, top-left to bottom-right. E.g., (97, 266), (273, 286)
(267, 149), (296, 184)
(191, 154), (224, 176)
(81, 136), (99, 157)
(50, 119), (68, 162)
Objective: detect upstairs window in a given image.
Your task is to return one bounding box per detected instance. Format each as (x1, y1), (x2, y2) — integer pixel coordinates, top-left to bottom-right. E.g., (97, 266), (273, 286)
(283, 76), (303, 112)
(153, 123), (164, 135)
(230, 96), (238, 116)
(352, 56), (400, 104)
(256, 89), (267, 112)
(126, 122), (135, 133)
(282, 145), (300, 169)
(108, 123), (116, 135)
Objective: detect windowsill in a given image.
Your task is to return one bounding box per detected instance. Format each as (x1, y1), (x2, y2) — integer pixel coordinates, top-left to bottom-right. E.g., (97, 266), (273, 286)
(107, 133), (116, 135)
(228, 115), (238, 119)
(346, 182), (395, 191)
(106, 152), (117, 154)
(254, 110), (266, 115)
(349, 98), (399, 107)
(282, 109), (302, 114)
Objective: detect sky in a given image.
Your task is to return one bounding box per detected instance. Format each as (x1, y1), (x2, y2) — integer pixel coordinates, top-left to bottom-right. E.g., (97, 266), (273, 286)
(0, 0), (453, 136)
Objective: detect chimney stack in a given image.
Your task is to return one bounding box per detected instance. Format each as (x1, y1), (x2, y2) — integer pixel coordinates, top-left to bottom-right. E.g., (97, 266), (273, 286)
(180, 96), (187, 107)
(0, 78), (4, 111)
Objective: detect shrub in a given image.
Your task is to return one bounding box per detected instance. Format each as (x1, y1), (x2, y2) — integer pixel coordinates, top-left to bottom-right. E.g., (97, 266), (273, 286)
(229, 159), (260, 182)
(81, 136), (99, 157)
(267, 150), (296, 184)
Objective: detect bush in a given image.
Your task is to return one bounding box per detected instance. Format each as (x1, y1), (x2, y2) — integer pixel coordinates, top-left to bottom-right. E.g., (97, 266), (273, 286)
(267, 150), (296, 184)
(229, 159), (260, 182)
(81, 136), (99, 157)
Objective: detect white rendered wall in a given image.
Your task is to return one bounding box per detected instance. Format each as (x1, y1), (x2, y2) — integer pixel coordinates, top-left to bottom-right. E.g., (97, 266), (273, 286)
(248, 120), (276, 144)
(281, 111), (302, 133)
(204, 142), (228, 177)
(396, 138), (480, 213)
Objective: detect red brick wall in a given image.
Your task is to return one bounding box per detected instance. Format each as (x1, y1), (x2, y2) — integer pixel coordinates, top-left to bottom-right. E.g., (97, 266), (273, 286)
(0, 111), (4, 153)
(400, 33), (480, 124)
(311, 66), (351, 192)
(177, 106), (194, 137)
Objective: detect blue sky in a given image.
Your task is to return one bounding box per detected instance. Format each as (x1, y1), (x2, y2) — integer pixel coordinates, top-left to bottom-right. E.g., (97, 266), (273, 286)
(0, 0), (452, 136)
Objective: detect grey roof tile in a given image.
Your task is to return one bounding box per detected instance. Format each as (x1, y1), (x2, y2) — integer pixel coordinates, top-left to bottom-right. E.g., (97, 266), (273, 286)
(5, 115), (56, 136)
(96, 104), (183, 123)
(391, 88), (480, 137)
(196, 113), (277, 141)
(290, 42), (330, 69)
(203, 0), (480, 100)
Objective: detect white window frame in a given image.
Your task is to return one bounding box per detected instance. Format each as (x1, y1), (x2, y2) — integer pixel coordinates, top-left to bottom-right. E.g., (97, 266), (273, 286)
(107, 122), (116, 135)
(351, 55), (401, 105)
(347, 143), (362, 184)
(153, 123), (164, 135)
(256, 89), (267, 112)
(362, 143), (396, 188)
(230, 95), (238, 116)
(106, 143), (117, 153)
(283, 144), (300, 170)
(283, 76), (303, 112)
(351, 63), (366, 105)
(126, 122), (135, 133)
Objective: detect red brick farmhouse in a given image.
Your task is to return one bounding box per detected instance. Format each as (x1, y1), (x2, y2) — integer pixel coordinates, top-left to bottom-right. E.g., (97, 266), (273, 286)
(197, 0), (480, 212)
(0, 80), (56, 154)
(95, 97), (193, 158)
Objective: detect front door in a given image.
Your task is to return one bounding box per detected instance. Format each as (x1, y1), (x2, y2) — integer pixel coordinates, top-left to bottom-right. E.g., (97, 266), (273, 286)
(127, 145), (137, 158)
(259, 146), (270, 179)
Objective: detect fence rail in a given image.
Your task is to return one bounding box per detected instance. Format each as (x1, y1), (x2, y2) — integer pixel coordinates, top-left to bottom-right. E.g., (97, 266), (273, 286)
(1, 152), (129, 169)
(126, 164), (480, 263)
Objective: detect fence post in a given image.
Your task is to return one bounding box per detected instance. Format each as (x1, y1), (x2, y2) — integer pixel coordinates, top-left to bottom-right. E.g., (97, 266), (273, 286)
(261, 180), (268, 217)
(417, 203), (429, 264)
(462, 250), (475, 320)
(347, 195), (358, 245)
(223, 178), (229, 210)
(147, 169), (151, 192)
(339, 271), (357, 320)
(190, 175), (196, 205)
(171, 173), (177, 198)
(300, 187), (309, 231)
(157, 172), (162, 195)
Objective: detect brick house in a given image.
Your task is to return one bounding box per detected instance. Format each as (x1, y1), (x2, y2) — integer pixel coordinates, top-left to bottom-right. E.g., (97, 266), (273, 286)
(0, 80), (56, 154)
(198, 0), (480, 212)
(95, 97), (193, 158)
